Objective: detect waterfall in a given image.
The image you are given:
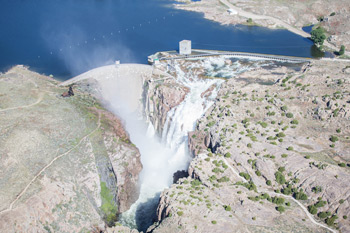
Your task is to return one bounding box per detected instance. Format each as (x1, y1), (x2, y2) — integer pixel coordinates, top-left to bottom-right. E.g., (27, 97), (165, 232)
(118, 62), (223, 231)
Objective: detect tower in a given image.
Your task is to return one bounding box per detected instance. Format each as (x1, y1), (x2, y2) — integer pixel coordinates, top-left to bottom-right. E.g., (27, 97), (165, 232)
(179, 40), (192, 55)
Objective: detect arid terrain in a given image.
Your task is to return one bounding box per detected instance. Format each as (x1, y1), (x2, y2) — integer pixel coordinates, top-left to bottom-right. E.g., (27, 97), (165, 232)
(1, 54), (349, 233)
(135, 57), (350, 232)
(0, 66), (142, 232)
(175, 0), (350, 53)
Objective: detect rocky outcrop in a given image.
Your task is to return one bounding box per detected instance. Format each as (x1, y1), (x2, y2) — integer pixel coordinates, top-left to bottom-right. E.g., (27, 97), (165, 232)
(94, 109), (143, 213)
(0, 66), (142, 232)
(143, 79), (189, 134)
(150, 59), (350, 232)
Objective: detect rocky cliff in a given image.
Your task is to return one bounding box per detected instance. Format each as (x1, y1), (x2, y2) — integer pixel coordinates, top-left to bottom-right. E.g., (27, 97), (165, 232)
(143, 77), (189, 134)
(149, 58), (350, 232)
(0, 66), (142, 232)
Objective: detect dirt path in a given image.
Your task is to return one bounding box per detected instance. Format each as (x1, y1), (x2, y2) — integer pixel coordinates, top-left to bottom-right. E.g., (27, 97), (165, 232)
(0, 111), (102, 215)
(221, 157), (337, 233)
(0, 92), (44, 113)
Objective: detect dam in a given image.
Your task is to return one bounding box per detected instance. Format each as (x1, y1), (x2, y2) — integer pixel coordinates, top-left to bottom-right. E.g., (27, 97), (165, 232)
(60, 47), (311, 231)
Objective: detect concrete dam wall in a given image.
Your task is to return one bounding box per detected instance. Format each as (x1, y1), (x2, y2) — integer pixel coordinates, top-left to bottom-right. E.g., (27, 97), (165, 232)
(61, 64), (153, 113)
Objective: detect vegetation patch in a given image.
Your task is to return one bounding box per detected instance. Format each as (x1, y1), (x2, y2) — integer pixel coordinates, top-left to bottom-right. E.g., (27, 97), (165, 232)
(100, 182), (118, 226)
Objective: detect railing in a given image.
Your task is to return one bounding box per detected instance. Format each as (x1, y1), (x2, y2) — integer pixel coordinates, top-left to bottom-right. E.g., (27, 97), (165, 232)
(155, 49), (311, 63)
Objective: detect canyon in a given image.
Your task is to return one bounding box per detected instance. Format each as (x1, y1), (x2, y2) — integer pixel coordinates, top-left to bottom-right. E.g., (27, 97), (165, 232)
(1, 53), (350, 233)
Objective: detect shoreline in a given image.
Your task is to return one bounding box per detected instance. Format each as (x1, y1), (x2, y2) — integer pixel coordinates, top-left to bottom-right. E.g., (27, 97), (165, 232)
(174, 0), (349, 56)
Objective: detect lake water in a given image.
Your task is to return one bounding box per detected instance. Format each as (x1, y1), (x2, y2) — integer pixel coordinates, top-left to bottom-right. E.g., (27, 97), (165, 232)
(0, 0), (319, 80)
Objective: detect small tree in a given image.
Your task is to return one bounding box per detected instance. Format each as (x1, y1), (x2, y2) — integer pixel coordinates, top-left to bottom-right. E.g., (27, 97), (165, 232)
(276, 205), (285, 213)
(339, 45), (345, 55)
(311, 27), (326, 46)
(275, 171), (286, 185)
(308, 205), (318, 215)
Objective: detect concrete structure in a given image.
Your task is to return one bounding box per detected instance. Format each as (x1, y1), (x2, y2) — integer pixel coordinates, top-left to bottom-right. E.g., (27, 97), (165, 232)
(179, 40), (192, 55)
(160, 49), (311, 63)
(227, 9), (237, 15)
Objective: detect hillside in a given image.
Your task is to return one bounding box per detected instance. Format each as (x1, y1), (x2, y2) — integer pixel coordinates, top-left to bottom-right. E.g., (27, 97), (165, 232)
(0, 66), (142, 232)
(145, 58), (350, 232)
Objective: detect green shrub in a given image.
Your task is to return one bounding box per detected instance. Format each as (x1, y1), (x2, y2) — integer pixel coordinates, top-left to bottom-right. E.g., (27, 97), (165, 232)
(281, 154), (288, 158)
(177, 211), (184, 216)
(276, 205), (285, 213)
(266, 180), (272, 186)
(308, 205), (318, 215)
(212, 168), (221, 173)
(318, 212), (328, 219)
(338, 163), (346, 167)
(272, 197), (285, 205)
(224, 205), (231, 211)
(218, 176), (230, 183)
(276, 132), (286, 137)
(275, 171), (286, 185)
(224, 152), (231, 158)
(330, 135), (338, 142)
(312, 186), (322, 194)
(191, 179), (202, 187)
(255, 170), (261, 176)
(211, 220), (217, 224)
(100, 182), (118, 226)
(294, 191), (308, 200)
(311, 26), (326, 46)
(326, 215), (338, 226)
(282, 187), (292, 195)
(290, 119), (299, 125)
(286, 113), (294, 118)
(287, 146), (294, 151)
(239, 172), (251, 181)
(258, 121), (268, 128)
(207, 121), (215, 127)
(315, 200), (326, 208)
(339, 45), (345, 56)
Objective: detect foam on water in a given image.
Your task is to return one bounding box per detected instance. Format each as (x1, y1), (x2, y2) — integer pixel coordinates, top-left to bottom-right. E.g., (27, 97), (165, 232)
(119, 61), (223, 231)
(119, 57), (274, 231)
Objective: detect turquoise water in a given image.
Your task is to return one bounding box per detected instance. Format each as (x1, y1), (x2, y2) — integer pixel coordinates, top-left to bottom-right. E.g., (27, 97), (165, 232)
(0, 0), (317, 80)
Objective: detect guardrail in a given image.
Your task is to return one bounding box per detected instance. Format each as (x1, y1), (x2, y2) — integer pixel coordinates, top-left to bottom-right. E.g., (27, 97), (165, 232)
(156, 49), (311, 63)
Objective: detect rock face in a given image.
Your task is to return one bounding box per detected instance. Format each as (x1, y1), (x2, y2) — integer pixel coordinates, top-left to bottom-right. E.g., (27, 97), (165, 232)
(149, 58), (350, 233)
(143, 78), (189, 134)
(0, 66), (142, 232)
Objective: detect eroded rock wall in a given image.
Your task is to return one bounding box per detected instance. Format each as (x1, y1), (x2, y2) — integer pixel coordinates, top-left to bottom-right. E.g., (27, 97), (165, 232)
(150, 59), (350, 233)
(143, 79), (189, 134)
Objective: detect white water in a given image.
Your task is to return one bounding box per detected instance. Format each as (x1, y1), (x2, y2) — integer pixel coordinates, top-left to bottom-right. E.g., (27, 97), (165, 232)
(115, 56), (277, 230)
(118, 62), (223, 231)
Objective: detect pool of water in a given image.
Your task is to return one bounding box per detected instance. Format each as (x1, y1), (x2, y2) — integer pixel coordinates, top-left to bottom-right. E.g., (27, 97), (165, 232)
(302, 25), (314, 33)
(0, 0), (318, 80)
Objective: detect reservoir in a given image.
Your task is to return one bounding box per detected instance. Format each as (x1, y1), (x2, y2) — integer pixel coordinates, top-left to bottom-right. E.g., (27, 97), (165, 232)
(0, 0), (317, 80)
